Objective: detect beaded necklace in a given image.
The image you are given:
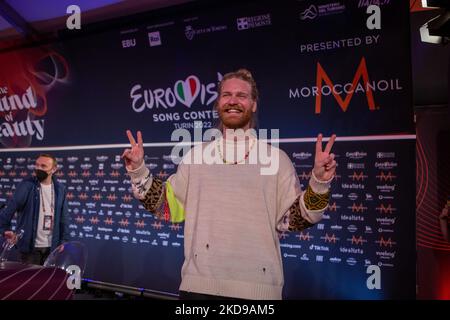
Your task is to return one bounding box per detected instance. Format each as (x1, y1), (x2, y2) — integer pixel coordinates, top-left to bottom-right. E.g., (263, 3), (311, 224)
(216, 137), (256, 165)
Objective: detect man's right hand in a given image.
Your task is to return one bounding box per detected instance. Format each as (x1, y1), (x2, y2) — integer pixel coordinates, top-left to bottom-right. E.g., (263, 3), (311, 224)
(122, 130), (144, 171)
(4, 231), (17, 245)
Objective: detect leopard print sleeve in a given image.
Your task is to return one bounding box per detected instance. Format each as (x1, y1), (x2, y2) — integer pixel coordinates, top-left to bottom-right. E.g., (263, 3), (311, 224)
(287, 196), (314, 232)
(140, 177), (166, 219)
(303, 185), (330, 211)
(287, 185), (330, 232)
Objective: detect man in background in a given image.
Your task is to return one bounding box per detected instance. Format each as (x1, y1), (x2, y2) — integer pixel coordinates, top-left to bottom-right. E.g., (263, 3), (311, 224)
(0, 154), (69, 265)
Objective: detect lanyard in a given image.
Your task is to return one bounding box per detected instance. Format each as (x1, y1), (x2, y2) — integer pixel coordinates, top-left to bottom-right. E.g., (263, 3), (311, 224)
(40, 183), (54, 214)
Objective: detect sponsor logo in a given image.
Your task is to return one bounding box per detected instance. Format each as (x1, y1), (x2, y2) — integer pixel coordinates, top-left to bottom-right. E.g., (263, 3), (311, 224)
(376, 217), (396, 226)
(341, 183), (365, 189)
(237, 14), (271, 30)
(322, 233), (339, 243)
(347, 163), (365, 170)
(346, 257), (357, 266)
(148, 31), (162, 47)
(309, 244), (329, 252)
(292, 152), (312, 160)
(341, 214), (364, 222)
(340, 247), (364, 254)
(185, 24), (227, 40)
(376, 152), (395, 159)
(330, 257), (342, 263)
(296, 232), (313, 241)
(375, 250), (396, 260)
(289, 57), (403, 114)
(378, 228), (394, 233)
(375, 161), (397, 170)
(330, 224), (342, 231)
(348, 235), (367, 245)
(346, 152), (367, 160)
(122, 38), (136, 48)
(298, 171), (312, 180)
(96, 156), (108, 162)
(358, 0), (391, 8)
(300, 2), (345, 21)
(328, 202), (340, 212)
(300, 253), (310, 261)
(376, 184), (396, 193)
(349, 203), (368, 213)
(163, 163), (175, 170)
(375, 237), (397, 247)
(348, 193), (358, 201)
(375, 204), (397, 214)
(376, 171), (396, 181)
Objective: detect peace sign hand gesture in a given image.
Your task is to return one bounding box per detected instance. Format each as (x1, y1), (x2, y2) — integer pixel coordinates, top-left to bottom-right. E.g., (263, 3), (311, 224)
(313, 133), (337, 182)
(122, 130), (144, 170)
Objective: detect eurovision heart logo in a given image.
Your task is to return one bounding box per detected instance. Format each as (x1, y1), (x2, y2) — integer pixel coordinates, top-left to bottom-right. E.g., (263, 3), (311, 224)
(174, 75), (200, 108)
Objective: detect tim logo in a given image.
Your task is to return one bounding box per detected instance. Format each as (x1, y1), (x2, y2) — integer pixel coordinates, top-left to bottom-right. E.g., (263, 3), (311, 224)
(350, 203), (368, 213)
(169, 223), (182, 231)
(376, 171), (396, 182)
(298, 171), (311, 180)
(157, 170), (169, 179)
(376, 237), (396, 247)
(151, 221), (163, 230)
(375, 204), (396, 214)
(279, 231), (289, 240)
(323, 233), (338, 243)
(89, 217), (99, 225)
(296, 232), (312, 241)
(75, 216), (85, 224)
(349, 171), (368, 181)
(350, 235), (366, 245)
(104, 217), (114, 225)
(328, 202), (339, 212)
(118, 219), (129, 227)
(135, 220), (146, 228)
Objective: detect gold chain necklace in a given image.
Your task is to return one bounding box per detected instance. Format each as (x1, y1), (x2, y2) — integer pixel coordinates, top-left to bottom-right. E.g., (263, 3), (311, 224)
(216, 138), (256, 165)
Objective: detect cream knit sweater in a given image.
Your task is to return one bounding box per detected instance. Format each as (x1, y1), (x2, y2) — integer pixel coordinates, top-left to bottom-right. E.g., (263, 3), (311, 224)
(127, 138), (331, 299)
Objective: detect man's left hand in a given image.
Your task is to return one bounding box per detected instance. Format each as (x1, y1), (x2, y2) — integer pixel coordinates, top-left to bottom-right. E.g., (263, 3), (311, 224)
(313, 133), (337, 181)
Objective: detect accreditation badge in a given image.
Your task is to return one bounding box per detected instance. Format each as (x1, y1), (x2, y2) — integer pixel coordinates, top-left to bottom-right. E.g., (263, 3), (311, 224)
(43, 215), (53, 231)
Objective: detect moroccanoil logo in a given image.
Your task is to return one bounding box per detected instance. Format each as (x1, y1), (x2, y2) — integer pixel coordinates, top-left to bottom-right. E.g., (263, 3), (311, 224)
(288, 57), (403, 113)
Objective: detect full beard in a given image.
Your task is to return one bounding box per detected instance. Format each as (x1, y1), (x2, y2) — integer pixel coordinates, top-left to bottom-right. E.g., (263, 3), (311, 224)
(218, 103), (253, 130)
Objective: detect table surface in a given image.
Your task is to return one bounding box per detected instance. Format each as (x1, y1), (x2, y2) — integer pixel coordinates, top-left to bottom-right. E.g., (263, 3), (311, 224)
(0, 261), (73, 300)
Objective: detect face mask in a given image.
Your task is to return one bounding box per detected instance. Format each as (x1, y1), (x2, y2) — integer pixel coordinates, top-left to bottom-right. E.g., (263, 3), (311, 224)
(35, 169), (49, 182)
